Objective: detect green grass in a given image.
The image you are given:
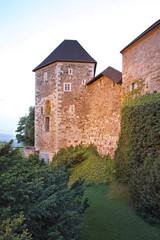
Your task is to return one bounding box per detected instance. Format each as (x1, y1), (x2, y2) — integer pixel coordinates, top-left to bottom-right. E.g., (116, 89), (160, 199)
(81, 184), (160, 240)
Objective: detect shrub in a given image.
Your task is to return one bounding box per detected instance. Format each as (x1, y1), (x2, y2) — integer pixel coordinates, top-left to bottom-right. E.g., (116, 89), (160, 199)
(114, 93), (160, 225)
(129, 155), (160, 226)
(0, 211), (32, 240)
(0, 143), (88, 240)
(52, 143), (112, 185)
(52, 143), (86, 168)
(114, 93), (160, 183)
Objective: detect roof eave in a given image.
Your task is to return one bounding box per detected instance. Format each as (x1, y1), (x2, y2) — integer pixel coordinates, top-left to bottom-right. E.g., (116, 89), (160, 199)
(86, 73), (103, 85)
(120, 19), (160, 53)
(33, 60), (97, 72)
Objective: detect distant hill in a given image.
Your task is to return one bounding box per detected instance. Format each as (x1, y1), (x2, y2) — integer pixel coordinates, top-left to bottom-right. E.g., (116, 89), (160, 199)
(0, 133), (15, 142)
(0, 133), (21, 146)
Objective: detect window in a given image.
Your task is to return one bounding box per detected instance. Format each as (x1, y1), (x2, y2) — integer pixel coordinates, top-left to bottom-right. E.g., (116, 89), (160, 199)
(64, 83), (71, 92)
(68, 68), (73, 75)
(44, 72), (48, 81)
(82, 80), (86, 85)
(41, 106), (43, 115)
(45, 100), (51, 115)
(131, 82), (137, 91)
(45, 117), (50, 132)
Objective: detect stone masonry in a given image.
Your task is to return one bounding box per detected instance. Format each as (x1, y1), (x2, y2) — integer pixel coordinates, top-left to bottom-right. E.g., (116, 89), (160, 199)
(121, 21), (160, 94)
(31, 20), (160, 162)
(35, 61), (95, 161)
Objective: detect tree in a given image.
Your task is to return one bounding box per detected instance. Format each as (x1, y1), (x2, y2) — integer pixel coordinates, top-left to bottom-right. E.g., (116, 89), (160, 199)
(16, 106), (34, 146)
(0, 142), (88, 240)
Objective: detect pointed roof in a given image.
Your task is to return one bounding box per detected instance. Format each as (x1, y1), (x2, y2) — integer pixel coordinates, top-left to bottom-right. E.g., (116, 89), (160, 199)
(33, 40), (97, 71)
(86, 66), (122, 85)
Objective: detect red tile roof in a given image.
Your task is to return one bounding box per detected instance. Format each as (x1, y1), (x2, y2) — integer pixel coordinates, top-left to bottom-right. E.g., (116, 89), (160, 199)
(86, 66), (122, 85)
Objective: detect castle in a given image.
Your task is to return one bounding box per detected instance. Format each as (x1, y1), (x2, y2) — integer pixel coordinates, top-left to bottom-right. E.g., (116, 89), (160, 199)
(29, 20), (160, 162)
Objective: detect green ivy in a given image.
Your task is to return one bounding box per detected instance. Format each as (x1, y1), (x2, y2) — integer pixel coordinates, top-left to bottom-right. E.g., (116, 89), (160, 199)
(114, 92), (160, 226)
(114, 93), (160, 183)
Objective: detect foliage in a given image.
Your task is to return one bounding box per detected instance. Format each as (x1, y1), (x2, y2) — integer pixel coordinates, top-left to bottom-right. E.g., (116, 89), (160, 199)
(129, 156), (160, 226)
(16, 106), (34, 146)
(114, 92), (160, 225)
(0, 210), (32, 240)
(0, 139), (13, 157)
(114, 93), (160, 183)
(0, 142), (88, 240)
(52, 143), (112, 185)
(52, 143), (87, 168)
(120, 78), (146, 102)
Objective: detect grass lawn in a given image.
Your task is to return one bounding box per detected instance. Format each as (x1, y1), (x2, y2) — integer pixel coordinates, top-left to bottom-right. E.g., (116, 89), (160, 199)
(81, 184), (160, 240)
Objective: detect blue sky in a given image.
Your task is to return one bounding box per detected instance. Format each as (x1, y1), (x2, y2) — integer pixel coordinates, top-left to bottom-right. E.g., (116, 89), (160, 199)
(0, 0), (159, 135)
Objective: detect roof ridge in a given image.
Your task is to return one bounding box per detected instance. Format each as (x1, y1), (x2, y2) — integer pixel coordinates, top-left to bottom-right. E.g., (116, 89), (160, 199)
(121, 19), (160, 53)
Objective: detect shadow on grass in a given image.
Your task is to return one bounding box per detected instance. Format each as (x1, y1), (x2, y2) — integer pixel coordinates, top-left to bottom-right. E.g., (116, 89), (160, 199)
(81, 184), (160, 240)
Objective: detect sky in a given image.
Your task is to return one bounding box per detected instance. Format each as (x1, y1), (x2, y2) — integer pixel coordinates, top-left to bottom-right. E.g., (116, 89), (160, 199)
(0, 0), (159, 135)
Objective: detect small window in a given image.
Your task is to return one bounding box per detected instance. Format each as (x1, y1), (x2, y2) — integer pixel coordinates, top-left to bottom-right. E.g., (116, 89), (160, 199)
(131, 82), (137, 91)
(45, 117), (50, 132)
(64, 83), (71, 92)
(68, 68), (73, 75)
(41, 106), (43, 115)
(44, 72), (48, 81)
(82, 80), (86, 85)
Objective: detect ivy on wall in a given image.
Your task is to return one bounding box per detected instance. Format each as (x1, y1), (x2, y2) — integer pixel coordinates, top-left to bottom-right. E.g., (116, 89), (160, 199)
(114, 92), (160, 226)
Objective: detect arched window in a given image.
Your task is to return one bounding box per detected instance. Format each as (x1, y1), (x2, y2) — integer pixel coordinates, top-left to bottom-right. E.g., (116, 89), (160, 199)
(45, 100), (51, 115)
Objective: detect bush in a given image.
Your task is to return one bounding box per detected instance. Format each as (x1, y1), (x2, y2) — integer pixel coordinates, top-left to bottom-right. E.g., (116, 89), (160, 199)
(0, 212), (32, 240)
(0, 142), (88, 240)
(114, 93), (160, 225)
(52, 143), (112, 185)
(114, 93), (160, 183)
(129, 155), (160, 226)
(52, 143), (86, 168)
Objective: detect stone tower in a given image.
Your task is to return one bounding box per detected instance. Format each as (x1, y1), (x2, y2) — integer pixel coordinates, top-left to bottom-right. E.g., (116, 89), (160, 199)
(33, 40), (96, 162)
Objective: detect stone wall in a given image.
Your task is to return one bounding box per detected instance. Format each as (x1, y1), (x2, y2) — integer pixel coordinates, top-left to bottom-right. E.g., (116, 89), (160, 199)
(122, 25), (160, 94)
(23, 146), (38, 157)
(34, 23), (160, 162)
(35, 63), (57, 160)
(85, 76), (122, 156)
(35, 61), (95, 161)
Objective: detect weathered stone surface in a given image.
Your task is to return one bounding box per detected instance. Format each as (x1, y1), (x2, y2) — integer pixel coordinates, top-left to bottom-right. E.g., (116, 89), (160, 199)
(33, 22), (160, 162)
(85, 76), (122, 156)
(122, 25), (160, 94)
(35, 62), (95, 161)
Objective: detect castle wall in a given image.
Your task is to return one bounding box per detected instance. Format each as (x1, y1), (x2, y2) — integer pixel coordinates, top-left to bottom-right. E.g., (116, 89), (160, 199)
(55, 62), (94, 153)
(122, 25), (160, 93)
(35, 62), (95, 161)
(34, 23), (160, 162)
(35, 63), (57, 159)
(85, 76), (122, 156)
